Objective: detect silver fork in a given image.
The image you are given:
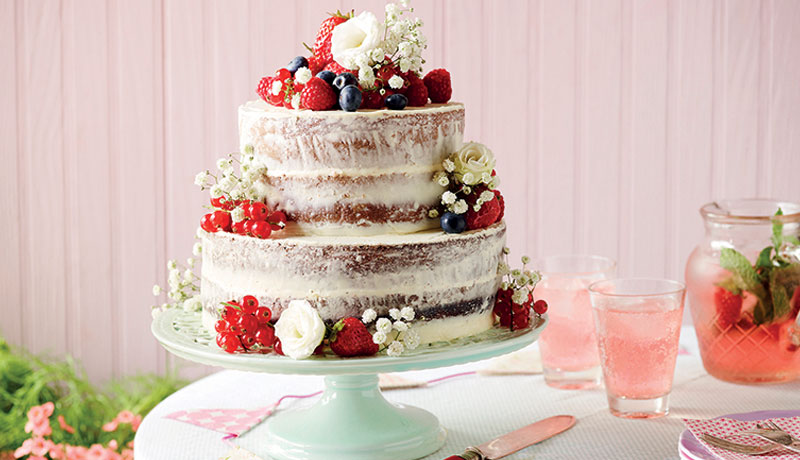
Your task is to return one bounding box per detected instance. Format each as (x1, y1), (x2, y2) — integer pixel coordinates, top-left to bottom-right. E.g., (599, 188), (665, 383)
(700, 433), (780, 455)
(737, 423), (800, 454)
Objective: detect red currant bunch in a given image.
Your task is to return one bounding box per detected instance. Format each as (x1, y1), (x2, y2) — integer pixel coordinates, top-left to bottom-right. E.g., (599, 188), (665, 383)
(201, 197), (288, 240)
(493, 288), (547, 331)
(214, 295), (277, 354)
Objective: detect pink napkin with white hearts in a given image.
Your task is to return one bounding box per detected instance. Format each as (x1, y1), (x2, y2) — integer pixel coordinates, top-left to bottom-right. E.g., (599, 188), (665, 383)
(684, 417), (800, 459)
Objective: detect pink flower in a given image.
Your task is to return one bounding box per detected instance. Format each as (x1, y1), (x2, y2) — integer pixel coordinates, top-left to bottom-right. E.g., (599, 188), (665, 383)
(49, 444), (66, 459)
(57, 415), (76, 434)
(14, 437), (53, 458)
(24, 402), (55, 437)
(115, 410), (135, 424)
(28, 457), (47, 460)
(131, 415), (142, 432)
(85, 445), (120, 460)
(24, 417), (52, 437)
(120, 449), (134, 460)
(66, 445), (88, 460)
(101, 420), (118, 432)
(107, 440), (118, 451)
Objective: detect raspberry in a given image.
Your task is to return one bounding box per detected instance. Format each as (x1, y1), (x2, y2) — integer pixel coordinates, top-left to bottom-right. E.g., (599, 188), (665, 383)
(465, 195), (501, 230)
(256, 76), (273, 103)
(300, 77), (337, 111)
(423, 68), (452, 103)
(405, 81), (428, 107)
(494, 189), (505, 221)
(361, 89), (384, 109)
(402, 70), (422, 86)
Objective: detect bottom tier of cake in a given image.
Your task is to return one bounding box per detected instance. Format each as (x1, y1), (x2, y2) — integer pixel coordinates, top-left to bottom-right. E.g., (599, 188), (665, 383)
(200, 222), (506, 345)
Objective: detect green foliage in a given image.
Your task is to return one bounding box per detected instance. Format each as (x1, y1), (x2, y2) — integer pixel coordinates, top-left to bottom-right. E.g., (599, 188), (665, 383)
(718, 208), (800, 325)
(0, 336), (186, 453)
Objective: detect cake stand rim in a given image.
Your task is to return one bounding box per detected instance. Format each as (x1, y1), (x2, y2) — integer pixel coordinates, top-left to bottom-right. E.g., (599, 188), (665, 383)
(152, 309), (547, 375)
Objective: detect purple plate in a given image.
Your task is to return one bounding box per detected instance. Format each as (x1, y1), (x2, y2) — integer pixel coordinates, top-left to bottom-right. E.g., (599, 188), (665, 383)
(678, 409), (800, 460)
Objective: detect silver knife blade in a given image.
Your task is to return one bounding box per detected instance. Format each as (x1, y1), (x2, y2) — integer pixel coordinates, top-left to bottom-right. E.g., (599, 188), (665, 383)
(477, 415), (576, 459)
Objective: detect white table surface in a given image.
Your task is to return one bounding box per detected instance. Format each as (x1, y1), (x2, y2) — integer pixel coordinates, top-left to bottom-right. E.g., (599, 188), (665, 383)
(135, 327), (800, 460)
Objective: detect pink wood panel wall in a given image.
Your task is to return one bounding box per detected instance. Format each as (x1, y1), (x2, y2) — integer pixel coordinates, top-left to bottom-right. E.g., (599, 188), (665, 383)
(1, 0), (799, 382)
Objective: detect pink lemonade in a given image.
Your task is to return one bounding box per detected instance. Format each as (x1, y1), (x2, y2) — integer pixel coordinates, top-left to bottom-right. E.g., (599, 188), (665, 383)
(686, 248), (800, 383)
(593, 299), (683, 401)
(536, 278), (600, 372)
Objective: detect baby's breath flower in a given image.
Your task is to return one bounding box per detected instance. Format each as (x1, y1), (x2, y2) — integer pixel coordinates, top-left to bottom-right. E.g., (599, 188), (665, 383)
(194, 170), (210, 187)
(183, 296), (203, 313)
(186, 257), (195, 267)
(388, 75), (404, 89)
(196, 227), (206, 239)
(511, 269), (522, 278)
(271, 80), (282, 95)
(521, 255), (531, 264)
(389, 308), (402, 320)
(387, 341), (405, 357)
(167, 260), (178, 270)
(231, 207), (245, 223)
(243, 144), (254, 155)
(217, 158), (233, 172)
(291, 94), (301, 110)
(497, 262), (510, 275)
(501, 281), (510, 290)
(393, 320), (408, 332)
(481, 172), (493, 184)
(362, 308), (377, 324)
(400, 306), (415, 321)
(403, 328), (420, 350)
(192, 242), (202, 256)
(294, 67), (312, 85)
(441, 191), (457, 205)
(453, 199), (468, 215)
(503, 247), (511, 255)
(512, 289), (528, 305)
(427, 209), (439, 218)
(152, 285), (162, 296)
(461, 172), (475, 185)
(461, 186), (472, 195)
(372, 330), (388, 345)
(219, 174), (239, 192)
(376, 318), (393, 334)
(183, 269), (194, 283)
(209, 184), (224, 199)
(480, 190), (495, 203)
(472, 204), (482, 212)
(442, 159), (455, 172)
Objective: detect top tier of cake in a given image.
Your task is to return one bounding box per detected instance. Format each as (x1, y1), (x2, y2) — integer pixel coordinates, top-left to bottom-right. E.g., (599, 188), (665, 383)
(240, 100), (465, 236)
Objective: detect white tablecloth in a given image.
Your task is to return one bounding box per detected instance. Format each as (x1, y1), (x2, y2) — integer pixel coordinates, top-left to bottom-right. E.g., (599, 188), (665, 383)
(135, 327), (800, 460)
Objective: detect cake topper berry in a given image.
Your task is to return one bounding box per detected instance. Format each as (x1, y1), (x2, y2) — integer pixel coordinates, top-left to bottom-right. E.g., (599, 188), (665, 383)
(430, 142), (504, 233)
(494, 252), (547, 331)
(255, 1), (450, 111)
(195, 149), (288, 240)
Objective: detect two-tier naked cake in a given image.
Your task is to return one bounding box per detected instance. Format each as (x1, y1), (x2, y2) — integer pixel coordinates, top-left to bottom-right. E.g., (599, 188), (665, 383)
(154, 2), (546, 360)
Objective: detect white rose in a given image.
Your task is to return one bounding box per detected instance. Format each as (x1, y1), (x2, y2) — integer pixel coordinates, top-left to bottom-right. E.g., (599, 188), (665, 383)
(452, 142), (496, 185)
(274, 299), (325, 359)
(331, 12), (383, 70)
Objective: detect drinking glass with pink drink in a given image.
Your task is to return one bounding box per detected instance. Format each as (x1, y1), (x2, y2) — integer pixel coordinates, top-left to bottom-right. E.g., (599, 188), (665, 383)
(534, 255), (616, 389)
(588, 279), (685, 419)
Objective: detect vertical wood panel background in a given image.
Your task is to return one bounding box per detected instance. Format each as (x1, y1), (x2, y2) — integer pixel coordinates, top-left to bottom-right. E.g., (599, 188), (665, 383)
(1, 0), (799, 381)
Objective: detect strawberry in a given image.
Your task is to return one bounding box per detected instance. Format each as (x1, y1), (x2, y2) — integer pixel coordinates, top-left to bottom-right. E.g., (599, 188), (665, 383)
(361, 89), (384, 109)
(256, 76), (273, 104)
(329, 317), (379, 357)
(405, 80), (428, 106)
(323, 60), (353, 75)
(312, 12), (351, 64)
(300, 77), (337, 111)
(423, 68), (453, 103)
(713, 286), (743, 330)
(465, 193), (502, 230)
(308, 55), (326, 76)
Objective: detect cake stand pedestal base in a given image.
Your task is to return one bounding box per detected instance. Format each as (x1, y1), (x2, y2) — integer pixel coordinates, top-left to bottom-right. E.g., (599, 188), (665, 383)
(262, 374), (445, 460)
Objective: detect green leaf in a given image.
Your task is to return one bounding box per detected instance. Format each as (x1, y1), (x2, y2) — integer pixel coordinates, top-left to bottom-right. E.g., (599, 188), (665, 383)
(786, 235), (800, 246)
(772, 208), (785, 248)
(770, 264), (800, 320)
(756, 246), (774, 271)
(719, 248), (768, 299)
(770, 279), (791, 320)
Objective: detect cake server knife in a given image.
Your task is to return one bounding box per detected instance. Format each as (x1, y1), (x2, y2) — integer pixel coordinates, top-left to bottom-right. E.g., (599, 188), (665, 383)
(443, 415), (575, 460)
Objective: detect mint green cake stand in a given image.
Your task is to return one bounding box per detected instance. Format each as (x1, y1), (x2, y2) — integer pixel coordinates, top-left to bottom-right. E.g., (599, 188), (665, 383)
(152, 309), (547, 460)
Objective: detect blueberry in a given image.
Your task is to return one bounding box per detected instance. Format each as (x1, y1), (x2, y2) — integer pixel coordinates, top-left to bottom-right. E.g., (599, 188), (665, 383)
(316, 70), (336, 86)
(440, 212), (466, 234)
(339, 85), (362, 112)
(287, 56), (308, 74)
(333, 72), (358, 92)
(385, 93), (408, 110)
